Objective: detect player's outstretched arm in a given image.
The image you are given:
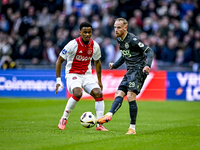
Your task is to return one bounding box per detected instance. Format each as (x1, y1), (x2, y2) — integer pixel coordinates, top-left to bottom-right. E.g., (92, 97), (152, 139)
(110, 55), (125, 69)
(55, 56), (65, 94)
(94, 59), (103, 91)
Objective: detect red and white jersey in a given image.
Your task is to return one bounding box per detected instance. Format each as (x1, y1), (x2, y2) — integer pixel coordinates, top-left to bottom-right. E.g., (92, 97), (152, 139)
(59, 36), (101, 75)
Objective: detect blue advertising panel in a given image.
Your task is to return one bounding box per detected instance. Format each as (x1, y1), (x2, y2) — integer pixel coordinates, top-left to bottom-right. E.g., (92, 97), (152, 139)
(167, 72), (200, 101)
(0, 69), (66, 98)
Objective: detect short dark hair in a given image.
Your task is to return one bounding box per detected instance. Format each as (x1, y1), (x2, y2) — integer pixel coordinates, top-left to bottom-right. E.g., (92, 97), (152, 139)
(79, 22), (92, 30)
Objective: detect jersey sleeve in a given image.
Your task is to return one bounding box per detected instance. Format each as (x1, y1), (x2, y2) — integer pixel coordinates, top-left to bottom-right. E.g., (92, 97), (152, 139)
(59, 40), (77, 60)
(113, 55), (125, 69)
(132, 36), (149, 53)
(92, 41), (101, 60)
(132, 36), (154, 67)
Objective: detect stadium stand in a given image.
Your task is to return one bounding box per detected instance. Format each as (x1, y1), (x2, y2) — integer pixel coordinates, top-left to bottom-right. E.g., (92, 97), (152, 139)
(0, 0), (199, 71)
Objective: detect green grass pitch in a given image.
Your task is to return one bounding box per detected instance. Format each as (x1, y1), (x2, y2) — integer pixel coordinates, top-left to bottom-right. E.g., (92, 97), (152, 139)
(0, 98), (199, 150)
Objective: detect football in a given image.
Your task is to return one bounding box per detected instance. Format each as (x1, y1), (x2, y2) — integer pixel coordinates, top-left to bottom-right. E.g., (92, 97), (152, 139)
(80, 112), (96, 128)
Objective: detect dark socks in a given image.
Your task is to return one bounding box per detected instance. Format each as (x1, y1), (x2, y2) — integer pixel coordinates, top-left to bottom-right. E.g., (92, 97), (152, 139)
(109, 96), (123, 114)
(129, 100), (138, 124)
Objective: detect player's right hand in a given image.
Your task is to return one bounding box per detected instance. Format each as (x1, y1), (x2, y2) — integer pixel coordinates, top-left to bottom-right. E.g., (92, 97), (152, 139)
(55, 84), (62, 94)
(109, 63), (114, 70)
(55, 77), (63, 94)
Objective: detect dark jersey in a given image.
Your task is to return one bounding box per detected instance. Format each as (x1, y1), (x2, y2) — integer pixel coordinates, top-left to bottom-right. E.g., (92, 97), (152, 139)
(113, 32), (154, 70)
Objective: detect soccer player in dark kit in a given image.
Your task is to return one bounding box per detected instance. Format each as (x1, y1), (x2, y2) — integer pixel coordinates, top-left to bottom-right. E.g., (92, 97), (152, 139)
(97, 18), (154, 134)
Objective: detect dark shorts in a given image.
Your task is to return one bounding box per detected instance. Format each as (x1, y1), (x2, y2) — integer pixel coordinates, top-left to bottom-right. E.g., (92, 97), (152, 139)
(118, 69), (147, 95)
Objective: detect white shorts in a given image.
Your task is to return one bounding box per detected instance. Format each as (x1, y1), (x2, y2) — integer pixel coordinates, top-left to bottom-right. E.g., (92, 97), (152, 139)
(66, 73), (100, 94)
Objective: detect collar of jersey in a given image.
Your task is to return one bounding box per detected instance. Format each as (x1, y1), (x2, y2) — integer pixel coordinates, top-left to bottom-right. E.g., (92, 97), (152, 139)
(120, 32), (128, 41)
(79, 36), (91, 46)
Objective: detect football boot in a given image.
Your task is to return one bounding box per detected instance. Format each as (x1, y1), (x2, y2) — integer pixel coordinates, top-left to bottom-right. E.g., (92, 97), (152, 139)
(96, 124), (108, 131)
(126, 128), (136, 135)
(97, 115), (112, 124)
(58, 118), (67, 130)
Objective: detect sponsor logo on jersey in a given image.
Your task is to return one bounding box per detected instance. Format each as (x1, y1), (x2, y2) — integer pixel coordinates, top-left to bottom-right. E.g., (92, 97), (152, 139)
(75, 55), (91, 61)
(138, 42), (144, 47)
(120, 49), (131, 57)
(125, 43), (129, 49)
(133, 37), (137, 41)
(62, 49), (67, 54)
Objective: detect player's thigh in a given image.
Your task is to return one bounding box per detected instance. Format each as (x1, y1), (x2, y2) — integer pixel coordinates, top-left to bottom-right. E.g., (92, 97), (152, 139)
(66, 74), (83, 94)
(117, 74), (128, 95)
(83, 74), (100, 94)
(128, 69), (147, 95)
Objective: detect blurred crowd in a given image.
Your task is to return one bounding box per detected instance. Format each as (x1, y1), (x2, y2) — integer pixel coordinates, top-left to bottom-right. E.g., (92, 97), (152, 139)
(0, 0), (200, 71)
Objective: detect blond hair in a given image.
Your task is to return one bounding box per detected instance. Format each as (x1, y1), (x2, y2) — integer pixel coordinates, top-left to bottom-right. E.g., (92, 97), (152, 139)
(115, 18), (128, 26)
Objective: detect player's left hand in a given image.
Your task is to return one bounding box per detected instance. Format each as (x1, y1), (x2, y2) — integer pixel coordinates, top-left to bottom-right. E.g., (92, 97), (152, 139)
(109, 63), (114, 70)
(143, 66), (150, 74)
(98, 82), (103, 91)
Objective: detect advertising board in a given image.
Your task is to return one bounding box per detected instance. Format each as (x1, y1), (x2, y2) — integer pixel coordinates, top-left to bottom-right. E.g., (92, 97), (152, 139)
(0, 70), (66, 98)
(167, 72), (200, 101)
(67, 70), (166, 101)
(2, 69), (199, 101)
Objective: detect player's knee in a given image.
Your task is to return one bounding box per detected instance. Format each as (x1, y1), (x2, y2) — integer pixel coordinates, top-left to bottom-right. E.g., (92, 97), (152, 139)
(73, 88), (82, 99)
(127, 95), (135, 101)
(73, 93), (82, 99)
(94, 92), (103, 99)
(91, 88), (103, 99)
(127, 92), (136, 101)
(115, 90), (126, 98)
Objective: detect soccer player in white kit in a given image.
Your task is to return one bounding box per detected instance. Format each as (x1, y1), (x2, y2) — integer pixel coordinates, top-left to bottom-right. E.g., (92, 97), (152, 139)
(55, 22), (108, 131)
